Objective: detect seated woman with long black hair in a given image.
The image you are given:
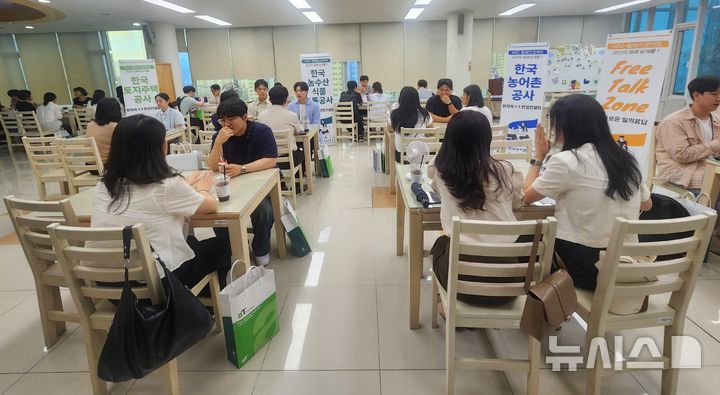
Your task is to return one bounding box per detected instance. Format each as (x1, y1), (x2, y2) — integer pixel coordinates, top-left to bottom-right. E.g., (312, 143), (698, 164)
(523, 94), (652, 290)
(90, 114), (232, 288)
(388, 86), (433, 163)
(429, 110), (524, 307)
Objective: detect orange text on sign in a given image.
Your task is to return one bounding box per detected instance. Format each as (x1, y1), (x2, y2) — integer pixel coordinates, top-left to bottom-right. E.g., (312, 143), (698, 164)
(602, 60), (653, 114)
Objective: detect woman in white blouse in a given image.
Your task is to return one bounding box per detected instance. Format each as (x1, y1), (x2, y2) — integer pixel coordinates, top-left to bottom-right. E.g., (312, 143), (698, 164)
(523, 94), (652, 290)
(459, 84), (493, 122)
(368, 81), (388, 102)
(35, 92), (64, 132)
(90, 114), (231, 288)
(429, 110), (525, 306)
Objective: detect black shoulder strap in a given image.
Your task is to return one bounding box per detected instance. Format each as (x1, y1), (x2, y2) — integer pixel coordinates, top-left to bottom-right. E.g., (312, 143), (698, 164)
(122, 226), (132, 282)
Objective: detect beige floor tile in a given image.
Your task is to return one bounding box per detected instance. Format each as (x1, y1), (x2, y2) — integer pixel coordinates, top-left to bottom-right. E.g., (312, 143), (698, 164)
(686, 280), (720, 341)
(0, 297), (62, 373)
(381, 369), (513, 395)
(0, 374), (22, 393)
(631, 365), (720, 394)
(505, 368), (647, 395)
(262, 286), (379, 370)
(0, 290), (34, 316)
(5, 372), (133, 395)
(253, 371), (380, 395)
(0, 245), (36, 291)
(376, 285), (497, 370)
(30, 327), (87, 373)
(126, 370), (257, 395)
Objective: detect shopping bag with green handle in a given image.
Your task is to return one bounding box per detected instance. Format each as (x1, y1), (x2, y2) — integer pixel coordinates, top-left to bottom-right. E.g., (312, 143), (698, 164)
(220, 264), (279, 368)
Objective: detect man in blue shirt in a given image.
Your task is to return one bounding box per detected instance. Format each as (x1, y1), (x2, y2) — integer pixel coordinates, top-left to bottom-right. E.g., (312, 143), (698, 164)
(288, 81), (321, 128)
(208, 98), (278, 266)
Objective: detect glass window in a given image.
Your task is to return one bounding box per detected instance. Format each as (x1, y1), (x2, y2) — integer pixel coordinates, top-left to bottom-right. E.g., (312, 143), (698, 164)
(683, 0), (700, 22)
(653, 3), (676, 30)
(697, 0), (720, 76)
(672, 29), (695, 96)
(106, 30), (147, 87)
(178, 52), (192, 87)
(630, 10), (649, 32)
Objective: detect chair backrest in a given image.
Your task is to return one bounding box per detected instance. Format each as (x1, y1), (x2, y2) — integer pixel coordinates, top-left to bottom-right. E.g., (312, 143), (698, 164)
(490, 139), (533, 161)
(55, 137), (104, 177)
(420, 99), (428, 108)
(73, 108), (92, 136)
(272, 129), (295, 163)
(334, 102), (355, 123)
(48, 223), (166, 324)
(22, 136), (66, 178)
(591, 211), (717, 322)
(170, 143), (211, 168)
(17, 111), (50, 137)
(491, 124), (509, 141)
(447, 217), (558, 303)
(1, 111), (23, 138)
(399, 127), (443, 163)
(198, 130), (215, 144)
(367, 102), (388, 124)
(201, 108), (215, 130)
(4, 196), (79, 278)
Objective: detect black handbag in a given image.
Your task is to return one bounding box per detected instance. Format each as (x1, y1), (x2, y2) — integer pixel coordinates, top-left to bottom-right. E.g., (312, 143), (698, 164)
(97, 226), (214, 382)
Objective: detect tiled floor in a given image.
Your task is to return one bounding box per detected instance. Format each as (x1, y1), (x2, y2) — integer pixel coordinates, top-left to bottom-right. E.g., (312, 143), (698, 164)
(0, 143), (719, 394)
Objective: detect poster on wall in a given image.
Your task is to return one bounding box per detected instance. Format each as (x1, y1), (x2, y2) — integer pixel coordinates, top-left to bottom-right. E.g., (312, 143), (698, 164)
(500, 42), (550, 142)
(119, 59), (160, 116)
(547, 44), (605, 92)
(595, 30), (674, 179)
(300, 53), (335, 145)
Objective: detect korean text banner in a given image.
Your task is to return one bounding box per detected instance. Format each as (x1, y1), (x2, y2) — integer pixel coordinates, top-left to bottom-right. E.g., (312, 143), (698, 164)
(595, 30), (674, 179)
(500, 43), (549, 141)
(300, 54), (335, 144)
(119, 59), (160, 116)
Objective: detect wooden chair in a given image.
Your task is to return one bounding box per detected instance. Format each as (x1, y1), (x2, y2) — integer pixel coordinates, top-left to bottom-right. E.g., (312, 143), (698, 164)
(273, 129), (304, 208)
(23, 136), (71, 200)
(3, 196), (80, 348)
(201, 108), (216, 131)
(431, 216), (558, 395)
(48, 223), (180, 395)
(198, 130), (215, 145)
(334, 102), (357, 142)
(486, 90), (498, 120)
(490, 139), (533, 161)
(17, 111), (56, 138)
(366, 101), (388, 143)
(170, 143), (211, 169)
(73, 108), (92, 136)
(1, 111), (24, 150)
(577, 211), (717, 395)
(648, 126), (689, 195)
(55, 137), (104, 194)
(491, 124), (509, 141)
(185, 113), (200, 143)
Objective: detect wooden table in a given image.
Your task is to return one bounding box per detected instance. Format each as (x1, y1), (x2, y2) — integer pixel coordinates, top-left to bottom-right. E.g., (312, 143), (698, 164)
(701, 158), (720, 208)
(165, 128), (186, 143)
(67, 168), (287, 274)
(387, 125), (447, 195)
(395, 164), (555, 329)
(297, 127), (320, 194)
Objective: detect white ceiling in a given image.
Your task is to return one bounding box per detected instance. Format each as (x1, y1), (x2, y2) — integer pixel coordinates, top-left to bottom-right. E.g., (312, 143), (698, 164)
(0, 0), (677, 34)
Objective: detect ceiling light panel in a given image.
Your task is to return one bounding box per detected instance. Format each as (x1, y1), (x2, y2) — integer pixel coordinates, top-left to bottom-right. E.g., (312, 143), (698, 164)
(302, 11), (324, 23)
(405, 7), (424, 19)
(195, 15), (232, 26)
(595, 0), (651, 13)
(499, 3), (537, 16)
(289, 0), (312, 9)
(141, 0), (195, 14)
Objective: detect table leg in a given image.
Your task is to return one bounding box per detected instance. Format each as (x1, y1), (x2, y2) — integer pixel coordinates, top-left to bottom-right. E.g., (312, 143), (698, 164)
(303, 137), (314, 195)
(271, 174), (287, 258)
(228, 218), (251, 273)
(700, 163), (720, 209)
(313, 136), (321, 177)
(384, 132), (391, 175)
(396, 176), (405, 257)
(408, 211), (422, 330)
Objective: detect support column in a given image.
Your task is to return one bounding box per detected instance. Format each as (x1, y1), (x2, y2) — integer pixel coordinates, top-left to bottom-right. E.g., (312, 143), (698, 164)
(446, 12), (474, 90)
(147, 22), (183, 97)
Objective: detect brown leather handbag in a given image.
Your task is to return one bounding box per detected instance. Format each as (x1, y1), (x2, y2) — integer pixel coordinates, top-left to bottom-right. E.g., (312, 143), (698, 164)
(520, 221), (577, 341)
